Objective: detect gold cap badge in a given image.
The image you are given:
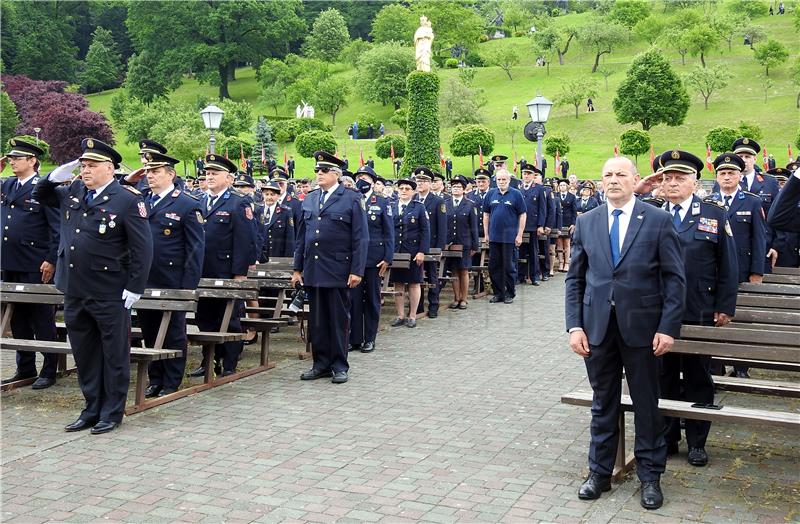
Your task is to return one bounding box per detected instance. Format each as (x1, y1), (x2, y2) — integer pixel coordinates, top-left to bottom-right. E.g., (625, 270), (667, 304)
(743, 138), (749, 144)
(724, 156), (731, 162)
(9, 139), (16, 146)
(671, 150), (680, 159)
(86, 138), (95, 148)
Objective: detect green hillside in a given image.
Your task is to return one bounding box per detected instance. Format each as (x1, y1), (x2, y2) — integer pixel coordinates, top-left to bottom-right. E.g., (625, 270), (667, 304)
(85, 7), (800, 180)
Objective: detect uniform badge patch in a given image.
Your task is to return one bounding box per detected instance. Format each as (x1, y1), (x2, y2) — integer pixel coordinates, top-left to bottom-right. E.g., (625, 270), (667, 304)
(698, 217), (718, 234)
(137, 202), (147, 217)
(195, 211), (205, 224)
(440, 203), (447, 214)
(245, 206), (253, 220)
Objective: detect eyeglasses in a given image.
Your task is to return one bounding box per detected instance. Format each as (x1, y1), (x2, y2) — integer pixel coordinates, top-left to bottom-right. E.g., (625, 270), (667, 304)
(316, 166), (338, 174)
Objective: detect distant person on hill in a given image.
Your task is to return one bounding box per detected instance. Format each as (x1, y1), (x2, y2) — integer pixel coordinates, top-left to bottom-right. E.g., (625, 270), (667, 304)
(587, 98), (595, 112)
(379, 122), (385, 136)
(512, 105), (519, 120)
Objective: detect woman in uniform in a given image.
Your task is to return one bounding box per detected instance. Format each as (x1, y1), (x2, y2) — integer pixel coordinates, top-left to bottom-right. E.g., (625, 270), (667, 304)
(444, 176), (479, 309)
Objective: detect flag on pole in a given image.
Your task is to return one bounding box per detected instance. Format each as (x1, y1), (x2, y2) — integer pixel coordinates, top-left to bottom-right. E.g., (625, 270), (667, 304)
(439, 146), (445, 169)
(705, 144), (714, 172)
(359, 148), (365, 168)
(284, 148), (288, 170)
(613, 144), (619, 157)
(789, 143), (794, 162)
(390, 143), (396, 171)
(555, 149), (561, 176)
(205, 145), (209, 156)
(762, 146), (769, 172)
(261, 144), (266, 166)
(478, 145), (484, 168)
(513, 151), (518, 173)
(225, 147), (229, 160)
(240, 144), (246, 169)
(649, 144), (655, 169)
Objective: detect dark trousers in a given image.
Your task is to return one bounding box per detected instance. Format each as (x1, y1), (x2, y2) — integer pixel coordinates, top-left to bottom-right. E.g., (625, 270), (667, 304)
(64, 296), (131, 423)
(308, 286), (350, 373)
(660, 352), (714, 448)
(584, 309), (666, 482)
(488, 242), (518, 299)
(539, 237), (552, 275)
(416, 261), (440, 314)
(138, 309), (187, 390)
(195, 298), (243, 372)
(518, 233), (540, 282)
(4, 270), (59, 378)
(350, 267), (381, 345)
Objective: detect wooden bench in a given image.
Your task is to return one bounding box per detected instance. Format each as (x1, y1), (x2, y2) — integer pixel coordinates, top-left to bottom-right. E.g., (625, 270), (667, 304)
(245, 259), (301, 357)
(731, 282), (800, 328)
(771, 266), (800, 276)
(0, 283), (189, 415)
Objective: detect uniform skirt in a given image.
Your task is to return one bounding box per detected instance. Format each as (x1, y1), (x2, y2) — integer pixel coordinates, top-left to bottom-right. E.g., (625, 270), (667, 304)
(446, 246), (473, 271)
(389, 251), (424, 284)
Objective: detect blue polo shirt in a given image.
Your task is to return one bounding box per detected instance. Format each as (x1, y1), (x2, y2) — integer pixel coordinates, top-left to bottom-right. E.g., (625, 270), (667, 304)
(482, 187), (526, 243)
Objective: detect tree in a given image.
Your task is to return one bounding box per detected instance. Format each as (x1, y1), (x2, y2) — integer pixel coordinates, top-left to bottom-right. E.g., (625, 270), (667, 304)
(597, 67), (615, 91)
(619, 129), (650, 164)
(613, 50), (690, 131)
(375, 134), (406, 159)
(439, 77), (486, 127)
(124, 51), (181, 104)
(544, 132), (571, 158)
(249, 117), (276, 171)
(260, 84), (286, 117)
(304, 8), (350, 62)
(761, 77), (774, 103)
(737, 121), (763, 142)
(164, 127), (206, 176)
(339, 39), (372, 67)
(683, 65), (729, 109)
(554, 79), (599, 118)
(741, 23), (767, 50)
(0, 92), (20, 147)
(79, 27), (122, 93)
(684, 24), (720, 68)
(370, 4), (416, 44)
(314, 77), (350, 125)
(37, 101), (114, 163)
(295, 130), (337, 158)
(485, 47), (521, 80)
(390, 108), (408, 129)
(531, 25), (578, 66)
(659, 27), (690, 65)
(6, 1), (79, 81)
(578, 21), (630, 73)
(403, 71), (440, 175)
(126, 1), (306, 99)
(633, 16), (665, 44)
(795, 128), (800, 152)
(754, 40), (789, 77)
(727, 0), (767, 19)
(792, 57), (800, 109)
(711, 13), (748, 52)
(356, 42), (415, 110)
(412, 1), (485, 59)
(705, 126), (739, 153)
(449, 124), (494, 171)
(503, 3), (530, 33)
(608, 0), (651, 29)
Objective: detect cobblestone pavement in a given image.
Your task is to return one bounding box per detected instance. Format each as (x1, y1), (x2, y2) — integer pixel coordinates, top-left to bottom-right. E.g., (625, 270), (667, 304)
(2, 276), (799, 523)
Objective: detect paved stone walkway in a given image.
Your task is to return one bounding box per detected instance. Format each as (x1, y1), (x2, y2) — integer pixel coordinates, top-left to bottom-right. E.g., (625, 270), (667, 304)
(2, 277), (799, 523)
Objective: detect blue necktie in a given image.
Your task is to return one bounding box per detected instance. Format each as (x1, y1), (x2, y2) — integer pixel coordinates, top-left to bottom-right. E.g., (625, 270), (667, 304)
(609, 209), (623, 266)
(319, 190), (327, 210)
(672, 204), (682, 230)
(85, 189), (96, 205)
(724, 195), (731, 210)
(148, 194), (158, 209)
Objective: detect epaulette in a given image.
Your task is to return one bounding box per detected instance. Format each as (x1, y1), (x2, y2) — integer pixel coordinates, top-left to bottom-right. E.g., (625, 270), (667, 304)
(702, 197), (724, 208)
(122, 185), (141, 195)
(743, 190), (759, 198)
(231, 189), (245, 197)
(183, 191), (200, 201)
(641, 196), (665, 208)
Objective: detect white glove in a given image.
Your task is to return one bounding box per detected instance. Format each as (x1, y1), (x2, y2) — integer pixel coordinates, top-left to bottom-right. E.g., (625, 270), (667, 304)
(122, 289), (141, 309)
(49, 159), (81, 183)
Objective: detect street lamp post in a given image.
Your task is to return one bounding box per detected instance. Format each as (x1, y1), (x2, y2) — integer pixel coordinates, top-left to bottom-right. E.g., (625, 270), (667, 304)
(33, 127), (41, 145)
(200, 104), (225, 154)
(523, 95), (553, 172)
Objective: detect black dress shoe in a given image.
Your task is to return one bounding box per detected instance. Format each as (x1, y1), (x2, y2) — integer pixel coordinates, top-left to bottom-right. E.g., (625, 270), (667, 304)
(348, 343), (362, 352)
(688, 447), (708, 466)
(735, 370), (750, 379)
(405, 318), (417, 328)
(503, 297), (514, 304)
(2, 371), (36, 384)
(243, 334), (258, 345)
(65, 418), (96, 432)
(457, 302), (467, 309)
(361, 341), (375, 353)
(144, 384), (162, 398)
(640, 480), (663, 510)
(221, 370), (236, 377)
(158, 387), (178, 397)
(187, 366), (205, 377)
(90, 421), (120, 435)
(542, 275), (550, 281)
(531, 281), (540, 286)
(31, 377), (56, 390)
(301, 368), (332, 380)
(666, 441), (679, 456)
(578, 472), (611, 500)
(489, 295), (503, 303)
(331, 371), (349, 384)
(390, 317), (406, 327)
(214, 363), (222, 376)
(427, 310), (438, 319)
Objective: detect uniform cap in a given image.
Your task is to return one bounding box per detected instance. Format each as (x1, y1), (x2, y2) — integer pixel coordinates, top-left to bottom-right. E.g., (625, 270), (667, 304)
(204, 154), (238, 174)
(431, 171), (445, 182)
(143, 151), (180, 169)
(80, 138), (122, 167)
(657, 149), (704, 179)
(713, 152), (745, 172)
(313, 150), (346, 170)
(261, 180), (282, 193)
(6, 138), (44, 158)
(355, 165), (378, 182)
(491, 154), (508, 163)
(139, 139), (168, 155)
(473, 167), (491, 180)
(396, 178), (417, 190)
(412, 166), (433, 181)
(519, 162), (541, 175)
(450, 175), (469, 188)
(233, 173), (255, 187)
(732, 137), (761, 155)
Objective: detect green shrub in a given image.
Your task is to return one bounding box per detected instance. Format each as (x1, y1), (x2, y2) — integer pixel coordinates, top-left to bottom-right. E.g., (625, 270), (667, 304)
(216, 135), (255, 166)
(390, 107), (408, 129)
(464, 52), (486, 67)
(354, 112), (380, 134)
(449, 124), (494, 158)
(268, 118), (331, 142)
(375, 134), (406, 159)
(618, 129), (650, 163)
(705, 126), (739, 153)
(737, 121), (763, 142)
(295, 130), (337, 158)
(403, 71), (441, 175)
(544, 132), (571, 158)
(479, 34), (490, 43)
(445, 58), (459, 69)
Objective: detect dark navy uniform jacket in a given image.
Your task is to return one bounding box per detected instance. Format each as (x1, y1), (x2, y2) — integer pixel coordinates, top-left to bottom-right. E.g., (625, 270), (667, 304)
(418, 192), (447, 249)
(557, 191), (577, 227)
(294, 185), (369, 288)
(144, 187), (205, 289)
(576, 196), (600, 215)
(519, 183), (547, 231)
(1, 175), (60, 272)
(280, 193), (303, 235)
(768, 174), (800, 232)
(544, 186), (562, 230)
(664, 197), (738, 323)
(392, 199), (430, 256)
(364, 192), (395, 267)
(201, 189), (255, 278)
(741, 172), (780, 217)
(445, 196), (479, 252)
(466, 190), (489, 237)
(710, 190), (767, 281)
(33, 177), (153, 299)
(259, 203), (295, 260)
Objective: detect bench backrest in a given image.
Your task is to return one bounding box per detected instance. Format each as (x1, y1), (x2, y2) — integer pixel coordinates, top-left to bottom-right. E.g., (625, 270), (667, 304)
(676, 325), (799, 363)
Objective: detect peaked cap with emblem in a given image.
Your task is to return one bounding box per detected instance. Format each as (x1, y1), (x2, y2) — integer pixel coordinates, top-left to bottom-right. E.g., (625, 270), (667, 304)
(450, 175), (469, 188)
(473, 167), (491, 180)
(519, 162), (541, 174)
(233, 173), (255, 187)
(656, 149), (704, 179)
(355, 164), (378, 182)
(766, 167), (789, 182)
(270, 167), (289, 180)
(713, 152), (745, 172)
(785, 161), (799, 173)
(490, 154), (508, 163)
(412, 166), (433, 181)
(143, 151), (180, 170)
(314, 150), (346, 171)
(6, 138), (44, 158)
(396, 178), (417, 190)
(80, 138), (123, 168)
(139, 139), (168, 155)
(204, 153), (237, 174)
(732, 137), (761, 155)
(261, 180), (282, 193)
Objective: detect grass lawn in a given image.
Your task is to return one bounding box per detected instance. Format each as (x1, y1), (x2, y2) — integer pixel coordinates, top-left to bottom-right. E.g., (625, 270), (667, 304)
(79, 7), (799, 181)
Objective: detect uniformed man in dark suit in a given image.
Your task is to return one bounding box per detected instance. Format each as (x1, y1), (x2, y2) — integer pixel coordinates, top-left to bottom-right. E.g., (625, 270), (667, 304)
(34, 138), (153, 434)
(187, 154), (256, 377)
(518, 162), (547, 286)
(489, 154), (521, 189)
(768, 162), (800, 233)
(234, 173), (266, 258)
(540, 172), (558, 281)
(1, 139), (61, 388)
(467, 168), (491, 239)
(444, 175), (479, 308)
(272, 167), (303, 234)
(292, 151), (368, 384)
(413, 167), (446, 318)
(349, 165), (394, 353)
(127, 151), (205, 397)
(258, 181), (295, 261)
(655, 149), (738, 468)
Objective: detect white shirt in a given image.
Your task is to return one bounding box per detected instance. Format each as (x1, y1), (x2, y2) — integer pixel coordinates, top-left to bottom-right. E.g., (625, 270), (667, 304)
(91, 177), (115, 198)
(264, 203), (277, 221)
(793, 168), (800, 181)
(719, 188), (739, 205)
(744, 171), (755, 191)
(150, 184), (175, 208)
(607, 196), (637, 251)
(16, 173), (37, 187)
(669, 195), (694, 223)
(319, 182), (339, 206)
(453, 198), (461, 207)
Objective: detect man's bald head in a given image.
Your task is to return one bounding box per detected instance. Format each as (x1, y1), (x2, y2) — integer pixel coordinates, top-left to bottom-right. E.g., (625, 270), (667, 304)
(601, 156), (640, 206)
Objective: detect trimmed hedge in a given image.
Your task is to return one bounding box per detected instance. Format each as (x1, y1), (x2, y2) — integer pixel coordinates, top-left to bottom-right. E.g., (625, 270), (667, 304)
(295, 130), (337, 158)
(268, 118), (331, 143)
(375, 134), (406, 159)
(402, 71), (440, 176)
(705, 126), (738, 153)
(449, 124), (494, 158)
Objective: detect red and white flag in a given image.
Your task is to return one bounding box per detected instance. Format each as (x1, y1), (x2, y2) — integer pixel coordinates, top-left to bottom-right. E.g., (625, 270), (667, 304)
(555, 149), (561, 176)
(261, 144), (266, 166)
(705, 144), (714, 172)
(789, 143), (794, 162)
(225, 147), (229, 160)
(513, 151), (518, 173)
(649, 144), (655, 169)
(478, 145), (484, 168)
(439, 146), (445, 169)
(763, 147), (769, 172)
(239, 144), (246, 169)
(359, 148), (365, 168)
(613, 144), (619, 157)
(284, 148), (288, 170)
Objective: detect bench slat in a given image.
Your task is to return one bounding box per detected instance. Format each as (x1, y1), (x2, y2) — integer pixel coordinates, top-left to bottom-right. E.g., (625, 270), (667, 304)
(134, 299), (197, 312)
(736, 294), (800, 310)
(680, 325), (797, 346)
(187, 332), (245, 343)
(672, 339), (799, 363)
(198, 278), (260, 289)
(763, 274), (800, 285)
(733, 308), (800, 326)
(0, 338), (180, 360)
(713, 376), (800, 398)
(710, 356), (800, 372)
(1, 293), (64, 305)
(0, 283), (61, 294)
(772, 267), (800, 276)
(738, 282), (800, 295)
(196, 289), (258, 300)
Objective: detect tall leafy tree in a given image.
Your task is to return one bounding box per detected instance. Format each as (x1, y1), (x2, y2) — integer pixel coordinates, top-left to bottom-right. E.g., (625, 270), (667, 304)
(7, 1), (79, 81)
(303, 8), (350, 62)
(356, 42), (415, 110)
(613, 49), (690, 131)
(608, 0), (651, 29)
(683, 65), (729, 109)
(79, 27), (123, 93)
(371, 4), (417, 44)
(555, 79), (599, 119)
(578, 21), (630, 73)
(0, 93), (20, 147)
(126, 0), (306, 99)
(753, 40), (789, 77)
(532, 25), (578, 66)
(684, 24), (720, 68)
(314, 77), (350, 125)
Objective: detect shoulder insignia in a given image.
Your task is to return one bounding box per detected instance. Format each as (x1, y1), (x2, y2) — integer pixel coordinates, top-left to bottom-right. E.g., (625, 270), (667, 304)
(184, 192), (200, 201)
(245, 206), (253, 220)
(703, 197), (724, 208)
(725, 220), (733, 237)
(172, 189), (180, 197)
(756, 174), (763, 182)
(195, 211), (205, 224)
(440, 203), (447, 214)
(743, 190), (759, 198)
(122, 185), (141, 195)
(137, 201), (147, 217)
(231, 189), (245, 197)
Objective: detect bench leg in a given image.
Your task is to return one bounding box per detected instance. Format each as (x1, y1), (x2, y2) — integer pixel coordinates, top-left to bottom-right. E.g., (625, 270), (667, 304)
(203, 344), (214, 383)
(260, 331), (269, 367)
(133, 361), (147, 408)
(611, 411), (636, 481)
